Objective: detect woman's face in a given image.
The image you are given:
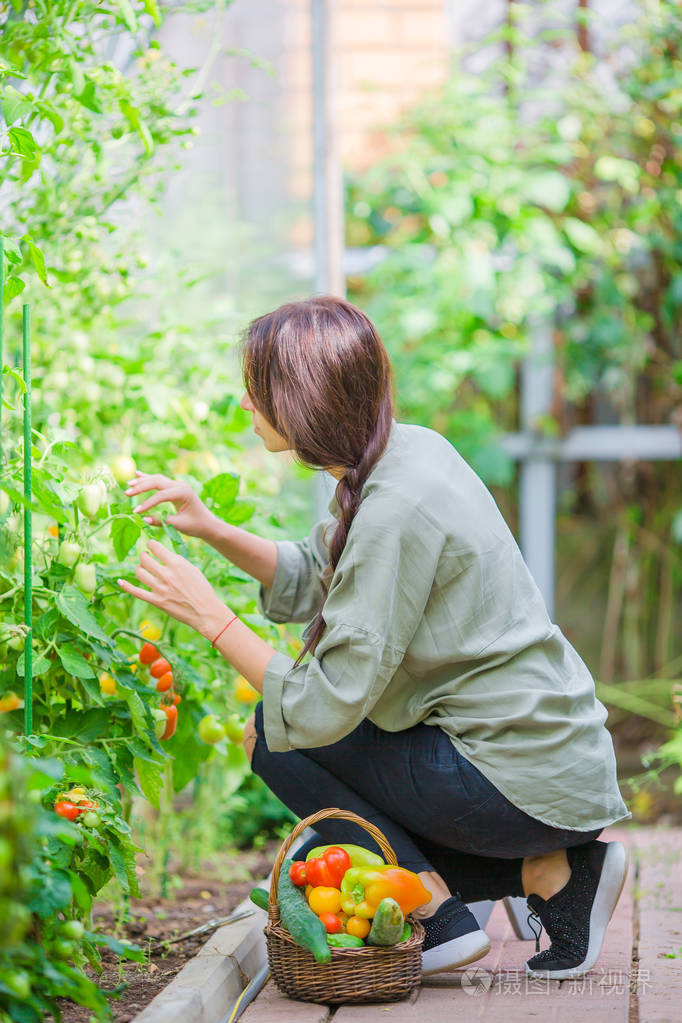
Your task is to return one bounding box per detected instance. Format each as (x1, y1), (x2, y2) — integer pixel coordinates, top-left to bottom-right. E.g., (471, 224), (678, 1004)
(240, 391), (291, 452)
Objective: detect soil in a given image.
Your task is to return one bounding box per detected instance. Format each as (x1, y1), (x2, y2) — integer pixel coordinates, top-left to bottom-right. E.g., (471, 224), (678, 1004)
(55, 842), (279, 1023)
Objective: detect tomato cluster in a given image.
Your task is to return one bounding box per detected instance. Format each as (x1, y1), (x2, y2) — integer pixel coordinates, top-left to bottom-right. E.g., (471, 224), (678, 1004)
(54, 787), (100, 826)
(136, 621), (180, 741)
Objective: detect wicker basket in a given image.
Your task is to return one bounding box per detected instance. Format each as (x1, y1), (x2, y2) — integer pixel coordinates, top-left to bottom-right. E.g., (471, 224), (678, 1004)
(264, 807), (425, 1004)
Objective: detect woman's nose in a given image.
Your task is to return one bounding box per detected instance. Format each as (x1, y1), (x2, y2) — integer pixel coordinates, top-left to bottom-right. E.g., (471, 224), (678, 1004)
(240, 392), (254, 412)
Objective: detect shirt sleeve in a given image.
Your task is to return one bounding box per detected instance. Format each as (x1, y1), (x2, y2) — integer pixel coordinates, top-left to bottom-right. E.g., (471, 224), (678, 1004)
(261, 503), (445, 751)
(257, 516), (337, 624)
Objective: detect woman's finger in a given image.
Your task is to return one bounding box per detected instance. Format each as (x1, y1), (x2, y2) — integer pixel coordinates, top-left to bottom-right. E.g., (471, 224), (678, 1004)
(142, 515), (162, 527)
(134, 565), (159, 590)
(116, 577), (161, 606)
(147, 538), (177, 565)
(131, 487), (183, 515)
(140, 550), (169, 578)
(124, 473), (174, 497)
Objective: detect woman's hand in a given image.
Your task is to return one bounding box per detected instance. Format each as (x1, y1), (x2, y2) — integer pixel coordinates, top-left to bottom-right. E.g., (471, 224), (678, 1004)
(116, 538), (231, 640)
(124, 471), (215, 539)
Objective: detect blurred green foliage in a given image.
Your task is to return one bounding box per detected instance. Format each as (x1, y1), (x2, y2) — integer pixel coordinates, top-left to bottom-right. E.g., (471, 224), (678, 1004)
(346, 2), (682, 792)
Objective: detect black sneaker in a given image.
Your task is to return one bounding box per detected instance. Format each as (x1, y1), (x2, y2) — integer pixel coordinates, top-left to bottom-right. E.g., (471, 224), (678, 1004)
(421, 892), (491, 976)
(525, 840), (629, 980)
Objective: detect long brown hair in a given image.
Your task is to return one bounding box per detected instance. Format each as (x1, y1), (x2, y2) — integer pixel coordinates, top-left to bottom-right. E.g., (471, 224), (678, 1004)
(240, 295), (395, 665)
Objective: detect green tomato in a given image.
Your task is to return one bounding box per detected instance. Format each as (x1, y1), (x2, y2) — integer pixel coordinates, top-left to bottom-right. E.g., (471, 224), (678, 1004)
(198, 714), (226, 745)
(62, 919), (85, 941)
(81, 811), (100, 828)
(151, 708), (167, 740)
(2, 970), (30, 1000)
(78, 484), (103, 519)
(57, 540), (81, 568)
(27, 789), (44, 804)
(110, 454), (136, 485)
(7, 633), (25, 651)
(74, 562), (97, 594)
(52, 938), (75, 960)
(224, 713), (245, 744)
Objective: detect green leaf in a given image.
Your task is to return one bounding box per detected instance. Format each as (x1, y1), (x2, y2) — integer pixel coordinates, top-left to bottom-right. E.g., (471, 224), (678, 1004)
(56, 586), (114, 647)
(116, 0), (139, 33)
(58, 644), (96, 678)
(85, 930), (145, 962)
(201, 472), (240, 518)
(59, 709), (111, 742)
(111, 515), (142, 560)
(25, 238), (49, 285)
(107, 835), (130, 893)
(1, 84), (32, 125)
(143, 0), (162, 27)
(28, 867), (73, 917)
(3, 275), (25, 302)
(16, 652), (51, 677)
(8, 125), (39, 159)
(563, 217), (601, 254)
(75, 80), (102, 114)
(125, 690), (149, 737)
(134, 755), (164, 809)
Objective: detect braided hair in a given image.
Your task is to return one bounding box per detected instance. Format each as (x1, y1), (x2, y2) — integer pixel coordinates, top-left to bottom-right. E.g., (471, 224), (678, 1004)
(240, 295), (395, 665)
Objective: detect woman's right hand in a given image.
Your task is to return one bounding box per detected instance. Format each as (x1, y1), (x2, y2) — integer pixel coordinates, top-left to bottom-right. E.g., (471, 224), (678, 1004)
(124, 471), (215, 539)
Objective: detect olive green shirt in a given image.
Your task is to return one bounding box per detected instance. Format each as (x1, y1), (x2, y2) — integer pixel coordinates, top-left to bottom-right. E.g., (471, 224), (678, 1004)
(258, 419), (631, 831)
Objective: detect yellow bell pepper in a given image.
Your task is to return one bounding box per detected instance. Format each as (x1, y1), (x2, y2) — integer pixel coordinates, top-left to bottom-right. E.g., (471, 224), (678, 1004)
(340, 866), (432, 918)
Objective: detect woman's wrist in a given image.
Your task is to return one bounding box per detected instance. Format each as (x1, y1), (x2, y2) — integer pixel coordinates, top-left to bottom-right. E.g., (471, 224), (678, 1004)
(195, 599), (235, 642)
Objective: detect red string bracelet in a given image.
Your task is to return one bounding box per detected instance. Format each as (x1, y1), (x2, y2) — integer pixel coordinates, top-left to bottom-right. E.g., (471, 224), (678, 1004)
(211, 614), (239, 647)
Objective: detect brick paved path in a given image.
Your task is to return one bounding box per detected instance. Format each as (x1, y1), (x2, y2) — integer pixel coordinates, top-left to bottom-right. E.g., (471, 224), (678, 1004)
(241, 826), (681, 1023)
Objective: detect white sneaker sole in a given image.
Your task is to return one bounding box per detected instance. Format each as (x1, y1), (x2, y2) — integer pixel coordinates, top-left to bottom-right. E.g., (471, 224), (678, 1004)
(525, 840), (630, 980)
(422, 928), (492, 976)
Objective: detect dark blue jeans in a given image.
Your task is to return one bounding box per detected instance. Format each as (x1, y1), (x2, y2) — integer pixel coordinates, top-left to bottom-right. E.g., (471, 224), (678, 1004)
(251, 703), (603, 904)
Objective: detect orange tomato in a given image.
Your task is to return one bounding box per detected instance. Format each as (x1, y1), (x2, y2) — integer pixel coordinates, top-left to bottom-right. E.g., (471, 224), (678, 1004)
(345, 915), (371, 939)
(150, 657), (171, 679)
(48, 524), (59, 538)
(160, 704), (178, 741)
(155, 671), (173, 693)
(139, 643), (159, 664)
(233, 675), (259, 703)
(308, 886), (342, 916)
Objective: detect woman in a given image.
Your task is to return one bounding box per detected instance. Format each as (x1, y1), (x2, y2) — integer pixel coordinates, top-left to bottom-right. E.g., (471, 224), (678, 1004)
(118, 295), (631, 979)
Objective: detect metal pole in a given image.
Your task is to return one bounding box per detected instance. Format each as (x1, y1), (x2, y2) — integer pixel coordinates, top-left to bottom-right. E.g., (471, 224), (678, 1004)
(311, 0), (345, 520)
(23, 303), (33, 734)
(519, 318), (556, 619)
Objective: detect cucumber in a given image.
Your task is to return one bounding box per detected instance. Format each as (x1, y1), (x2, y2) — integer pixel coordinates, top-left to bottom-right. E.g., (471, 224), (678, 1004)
(400, 922), (412, 942)
(278, 858), (331, 963)
(327, 933), (365, 948)
(367, 897), (405, 947)
(249, 887), (269, 911)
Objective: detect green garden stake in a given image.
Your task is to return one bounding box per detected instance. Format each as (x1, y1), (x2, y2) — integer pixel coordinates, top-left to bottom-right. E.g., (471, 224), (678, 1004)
(0, 237), (4, 457)
(23, 303), (33, 735)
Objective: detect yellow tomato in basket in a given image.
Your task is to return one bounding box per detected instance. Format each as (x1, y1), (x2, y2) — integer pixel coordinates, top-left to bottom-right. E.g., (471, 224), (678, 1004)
(308, 887), (342, 916)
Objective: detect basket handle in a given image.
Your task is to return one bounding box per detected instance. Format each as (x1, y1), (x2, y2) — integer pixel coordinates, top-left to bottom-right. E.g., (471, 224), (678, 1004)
(267, 807), (399, 922)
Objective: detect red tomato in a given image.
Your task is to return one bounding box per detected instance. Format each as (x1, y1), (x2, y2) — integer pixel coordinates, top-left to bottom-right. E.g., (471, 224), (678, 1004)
(139, 642), (159, 664)
(155, 671), (173, 692)
(172, 692), (182, 705)
(54, 801), (81, 822)
(288, 861), (308, 887)
(318, 913), (342, 934)
(161, 704), (178, 741)
(150, 657), (171, 679)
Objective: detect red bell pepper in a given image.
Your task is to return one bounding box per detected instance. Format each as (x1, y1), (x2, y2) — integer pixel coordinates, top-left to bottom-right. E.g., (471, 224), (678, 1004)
(305, 845), (351, 888)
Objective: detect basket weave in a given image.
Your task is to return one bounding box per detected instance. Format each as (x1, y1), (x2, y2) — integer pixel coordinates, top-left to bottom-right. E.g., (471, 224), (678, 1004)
(265, 807), (425, 1004)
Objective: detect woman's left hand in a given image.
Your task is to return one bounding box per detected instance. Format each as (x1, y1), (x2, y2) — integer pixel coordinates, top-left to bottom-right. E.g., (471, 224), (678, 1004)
(117, 538), (230, 638)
